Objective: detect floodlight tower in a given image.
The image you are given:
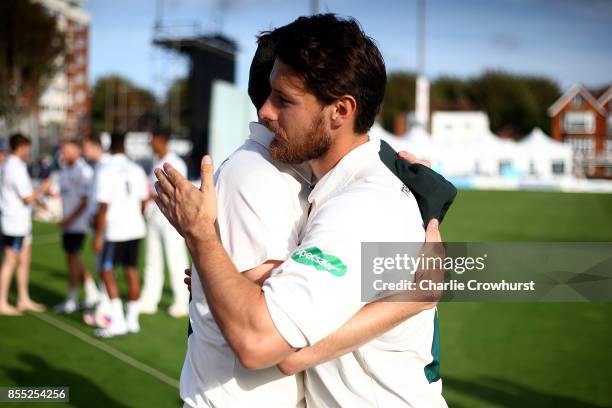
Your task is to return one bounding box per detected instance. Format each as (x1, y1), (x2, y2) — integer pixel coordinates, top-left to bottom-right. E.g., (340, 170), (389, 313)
(414, 0), (430, 131)
(153, 0), (237, 177)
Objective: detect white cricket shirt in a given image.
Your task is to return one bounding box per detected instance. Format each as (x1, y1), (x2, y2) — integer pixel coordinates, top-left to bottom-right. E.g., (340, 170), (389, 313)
(60, 158), (94, 233)
(148, 151), (187, 217)
(95, 153), (147, 242)
(181, 122), (311, 408)
(150, 151), (187, 194)
(0, 155), (34, 237)
(262, 138), (447, 407)
(87, 153), (111, 220)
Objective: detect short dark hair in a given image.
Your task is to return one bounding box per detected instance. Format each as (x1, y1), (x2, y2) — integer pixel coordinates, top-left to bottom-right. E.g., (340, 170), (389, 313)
(62, 137), (81, 147)
(248, 28), (287, 110)
(109, 131), (126, 153)
(85, 134), (102, 147)
(152, 128), (170, 142)
(9, 133), (31, 152)
(274, 14), (386, 133)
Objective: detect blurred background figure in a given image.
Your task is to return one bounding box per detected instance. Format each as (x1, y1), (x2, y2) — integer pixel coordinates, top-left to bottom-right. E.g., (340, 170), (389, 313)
(0, 133), (50, 315)
(81, 135), (112, 328)
(139, 129), (189, 318)
(93, 132), (147, 338)
(53, 138), (100, 314)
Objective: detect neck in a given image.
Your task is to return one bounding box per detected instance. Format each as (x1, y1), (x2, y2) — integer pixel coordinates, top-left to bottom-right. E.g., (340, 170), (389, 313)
(157, 146), (168, 158)
(309, 131), (368, 179)
(12, 152), (25, 161)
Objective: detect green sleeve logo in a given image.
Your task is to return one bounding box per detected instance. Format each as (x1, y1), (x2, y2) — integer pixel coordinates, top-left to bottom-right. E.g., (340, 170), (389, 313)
(291, 247), (347, 277)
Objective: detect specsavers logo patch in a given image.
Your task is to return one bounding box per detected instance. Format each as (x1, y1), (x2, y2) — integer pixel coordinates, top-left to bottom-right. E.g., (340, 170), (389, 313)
(291, 247), (347, 277)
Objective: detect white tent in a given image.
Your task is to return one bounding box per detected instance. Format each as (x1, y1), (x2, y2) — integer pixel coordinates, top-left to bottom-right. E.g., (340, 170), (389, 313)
(518, 128), (573, 179)
(368, 122), (408, 151)
(402, 126), (436, 159)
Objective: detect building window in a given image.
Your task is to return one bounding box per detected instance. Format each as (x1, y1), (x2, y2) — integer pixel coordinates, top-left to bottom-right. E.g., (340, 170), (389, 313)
(566, 137), (596, 156)
(498, 160), (511, 175)
(75, 91), (85, 103)
(608, 113), (612, 137)
(572, 95), (583, 107)
(552, 161), (565, 175)
(528, 161), (536, 175)
(563, 111), (595, 134)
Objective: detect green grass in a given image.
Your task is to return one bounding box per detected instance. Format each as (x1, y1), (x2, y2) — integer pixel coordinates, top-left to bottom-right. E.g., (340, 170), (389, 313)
(1, 190), (612, 407)
(438, 190), (612, 408)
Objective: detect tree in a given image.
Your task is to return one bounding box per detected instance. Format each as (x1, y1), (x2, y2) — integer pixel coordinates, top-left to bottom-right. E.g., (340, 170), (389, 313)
(468, 71), (545, 138)
(522, 77), (560, 135)
(162, 77), (190, 137)
(91, 75), (158, 136)
(381, 69), (561, 139)
(431, 76), (473, 111)
(0, 0), (66, 127)
(381, 72), (416, 132)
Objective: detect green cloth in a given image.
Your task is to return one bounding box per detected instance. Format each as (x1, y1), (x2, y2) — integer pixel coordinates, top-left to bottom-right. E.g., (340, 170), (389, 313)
(378, 139), (457, 224)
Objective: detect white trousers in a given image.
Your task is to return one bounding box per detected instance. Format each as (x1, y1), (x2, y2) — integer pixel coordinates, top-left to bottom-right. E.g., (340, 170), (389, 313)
(140, 206), (190, 309)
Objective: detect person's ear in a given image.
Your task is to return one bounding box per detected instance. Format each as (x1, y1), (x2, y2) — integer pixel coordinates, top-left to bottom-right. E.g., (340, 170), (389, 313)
(329, 94), (357, 130)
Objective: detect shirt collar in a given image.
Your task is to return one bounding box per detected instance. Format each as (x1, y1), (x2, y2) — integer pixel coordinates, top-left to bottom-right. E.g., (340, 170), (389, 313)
(308, 138), (379, 205)
(248, 122), (275, 148)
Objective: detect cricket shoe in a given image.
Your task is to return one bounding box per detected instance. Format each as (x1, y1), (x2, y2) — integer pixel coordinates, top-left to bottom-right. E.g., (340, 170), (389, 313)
(94, 322), (128, 338)
(83, 310), (112, 328)
(127, 320), (140, 334)
(53, 299), (79, 314)
(167, 304), (188, 318)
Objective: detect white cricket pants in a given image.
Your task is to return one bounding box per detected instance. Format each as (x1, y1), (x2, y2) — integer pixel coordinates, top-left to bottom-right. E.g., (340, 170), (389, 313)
(140, 205), (189, 309)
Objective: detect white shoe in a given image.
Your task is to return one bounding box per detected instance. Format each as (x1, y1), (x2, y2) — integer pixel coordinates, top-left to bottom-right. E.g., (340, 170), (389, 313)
(83, 294), (100, 309)
(167, 304), (188, 318)
(138, 302), (158, 315)
(53, 299), (79, 314)
(127, 320), (140, 334)
(94, 322), (128, 338)
(83, 310), (112, 328)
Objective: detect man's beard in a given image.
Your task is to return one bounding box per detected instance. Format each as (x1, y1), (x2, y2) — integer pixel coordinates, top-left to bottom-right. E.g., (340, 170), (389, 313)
(266, 114), (332, 164)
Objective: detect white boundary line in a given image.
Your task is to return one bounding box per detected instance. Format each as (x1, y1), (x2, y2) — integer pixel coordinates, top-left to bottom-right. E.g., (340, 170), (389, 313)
(29, 312), (180, 390)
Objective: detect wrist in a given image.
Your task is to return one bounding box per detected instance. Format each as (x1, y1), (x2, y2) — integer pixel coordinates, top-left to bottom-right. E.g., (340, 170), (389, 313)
(184, 222), (217, 246)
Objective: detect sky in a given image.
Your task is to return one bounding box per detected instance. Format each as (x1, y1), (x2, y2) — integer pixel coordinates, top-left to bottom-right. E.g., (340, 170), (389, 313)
(86, 0), (612, 98)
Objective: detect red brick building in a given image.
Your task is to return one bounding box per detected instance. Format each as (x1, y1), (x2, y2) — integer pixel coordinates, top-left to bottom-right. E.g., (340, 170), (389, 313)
(548, 85), (612, 178)
(37, 0), (90, 140)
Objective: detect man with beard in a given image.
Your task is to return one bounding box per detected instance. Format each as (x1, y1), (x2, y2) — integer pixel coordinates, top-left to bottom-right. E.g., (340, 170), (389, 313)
(160, 15), (449, 408)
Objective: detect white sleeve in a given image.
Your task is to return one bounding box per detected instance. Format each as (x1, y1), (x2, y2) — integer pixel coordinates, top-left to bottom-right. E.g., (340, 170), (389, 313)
(137, 168), (148, 201)
(175, 157), (188, 178)
(262, 189), (425, 348)
(262, 200), (365, 347)
(215, 162), (300, 273)
(80, 166), (94, 198)
(95, 168), (112, 204)
(15, 164), (33, 199)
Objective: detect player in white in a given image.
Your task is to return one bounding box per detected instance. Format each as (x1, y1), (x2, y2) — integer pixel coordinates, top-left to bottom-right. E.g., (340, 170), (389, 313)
(53, 139), (100, 314)
(138, 129), (189, 317)
(162, 21), (444, 407)
(0, 134), (49, 315)
(81, 135), (113, 328)
(93, 132), (148, 337)
(156, 15), (447, 407)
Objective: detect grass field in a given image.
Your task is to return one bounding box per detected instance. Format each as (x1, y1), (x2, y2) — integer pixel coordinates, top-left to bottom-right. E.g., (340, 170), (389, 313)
(1, 190), (612, 407)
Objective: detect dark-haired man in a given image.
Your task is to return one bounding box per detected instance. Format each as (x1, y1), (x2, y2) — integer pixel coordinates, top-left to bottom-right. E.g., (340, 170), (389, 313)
(82, 135), (113, 328)
(0, 133), (49, 315)
(93, 132), (148, 337)
(158, 14), (447, 407)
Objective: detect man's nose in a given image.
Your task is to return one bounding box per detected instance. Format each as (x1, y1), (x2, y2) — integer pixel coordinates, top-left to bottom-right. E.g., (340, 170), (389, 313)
(258, 97), (276, 122)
